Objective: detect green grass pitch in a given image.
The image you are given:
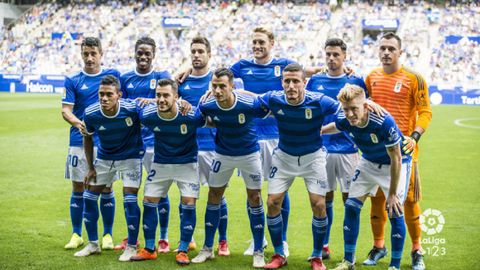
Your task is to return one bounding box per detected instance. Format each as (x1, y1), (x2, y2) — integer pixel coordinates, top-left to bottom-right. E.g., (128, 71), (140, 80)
(0, 93), (479, 269)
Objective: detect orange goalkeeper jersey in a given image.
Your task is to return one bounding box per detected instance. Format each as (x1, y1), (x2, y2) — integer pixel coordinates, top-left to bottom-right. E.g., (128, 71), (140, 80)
(365, 66), (432, 160)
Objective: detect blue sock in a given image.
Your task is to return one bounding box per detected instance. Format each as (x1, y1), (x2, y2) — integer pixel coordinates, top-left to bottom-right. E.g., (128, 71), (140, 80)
(204, 204), (220, 248)
(249, 204), (265, 252)
(179, 204), (196, 252)
(343, 198), (363, 263)
(143, 201), (158, 250)
(70, 191), (84, 235)
(100, 192), (115, 236)
(324, 200), (334, 247)
(124, 194), (140, 246)
(157, 196), (170, 240)
(311, 216), (328, 258)
(218, 197), (228, 242)
(281, 192), (290, 242)
(390, 215), (406, 268)
(267, 214), (284, 256)
(83, 190), (100, 241)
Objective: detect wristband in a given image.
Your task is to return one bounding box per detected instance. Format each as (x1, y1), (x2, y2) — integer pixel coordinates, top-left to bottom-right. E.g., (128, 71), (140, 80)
(410, 131), (421, 142)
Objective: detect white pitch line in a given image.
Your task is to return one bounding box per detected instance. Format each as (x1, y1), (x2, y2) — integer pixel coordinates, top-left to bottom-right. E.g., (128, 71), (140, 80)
(453, 118), (480, 129)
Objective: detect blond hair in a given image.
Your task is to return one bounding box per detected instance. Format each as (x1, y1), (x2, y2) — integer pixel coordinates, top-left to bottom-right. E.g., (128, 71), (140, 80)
(252, 27), (275, 41)
(337, 84), (366, 103)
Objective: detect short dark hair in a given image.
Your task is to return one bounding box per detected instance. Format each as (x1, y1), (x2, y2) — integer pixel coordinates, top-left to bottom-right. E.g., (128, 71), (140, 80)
(135, 36), (156, 52)
(191, 36), (211, 53)
(283, 63), (306, 79)
(81, 37), (102, 52)
(325, 38), (347, 52)
(157, 78), (178, 94)
(381, 32), (402, 49)
(100, 75), (120, 91)
(213, 67), (234, 84)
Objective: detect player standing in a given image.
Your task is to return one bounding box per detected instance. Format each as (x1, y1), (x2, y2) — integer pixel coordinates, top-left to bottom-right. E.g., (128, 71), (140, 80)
(74, 75), (143, 262)
(306, 38), (367, 260)
(324, 84), (411, 270)
(363, 32), (432, 270)
(115, 37), (172, 252)
(192, 68), (270, 268)
(131, 79), (205, 265)
(62, 37), (120, 250)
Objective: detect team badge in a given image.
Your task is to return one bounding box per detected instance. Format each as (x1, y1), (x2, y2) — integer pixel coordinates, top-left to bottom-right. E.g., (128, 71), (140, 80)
(305, 108), (312, 119)
(180, 124), (188, 134)
(394, 81), (402, 93)
(125, 117), (133, 126)
(274, 66), (281, 77)
(370, 133), (379, 144)
(238, 113), (246, 124)
(150, 79), (157, 89)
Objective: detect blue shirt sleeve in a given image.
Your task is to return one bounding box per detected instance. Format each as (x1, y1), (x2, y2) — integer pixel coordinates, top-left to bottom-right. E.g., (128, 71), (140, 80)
(158, 70), (172, 79)
(120, 75), (128, 99)
(230, 61), (242, 78)
(62, 77), (75, 104)
(258, 91), (271, 106)
(382, 115), (402, 148)
(320, 95), (340, 115)
(83, 113), (95, 134)
(305, 78), (314, 91)
(334, 115), (349, 132)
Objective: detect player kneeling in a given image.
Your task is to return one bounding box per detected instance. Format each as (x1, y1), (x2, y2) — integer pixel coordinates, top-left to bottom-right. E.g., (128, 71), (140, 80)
(74, 75), (143, 262)
(130, 79), (205, 265)
(322, 84), (411, 270)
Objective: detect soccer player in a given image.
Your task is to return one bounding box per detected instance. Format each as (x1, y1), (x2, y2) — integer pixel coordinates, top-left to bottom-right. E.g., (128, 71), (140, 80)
(61, 37), (120, 250)
(115, 37), (172, 253)
(256, 63), (339, 270)
(192, 68), (269, 268)
(178, 36), (229, 256)
(306, 38), (367, 260)
(323, 84), (411, 270)
(363, 32), (432, 270)
(74, 75), (143, 262)
(131, 79), (205, 265)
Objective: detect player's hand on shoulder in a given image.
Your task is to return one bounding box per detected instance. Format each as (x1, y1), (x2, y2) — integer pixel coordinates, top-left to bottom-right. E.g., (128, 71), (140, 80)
(174, 67), (192, 83)
(366, 99), (387, 116)
(344, 66), (355, 77)
(199, 90), (213, 104)
(135, 97), (155, 108)
(178, 99), (192, 116)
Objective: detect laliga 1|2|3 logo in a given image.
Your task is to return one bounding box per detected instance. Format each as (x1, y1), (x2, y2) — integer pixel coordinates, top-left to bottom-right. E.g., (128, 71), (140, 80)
(420, 208), (446, 256)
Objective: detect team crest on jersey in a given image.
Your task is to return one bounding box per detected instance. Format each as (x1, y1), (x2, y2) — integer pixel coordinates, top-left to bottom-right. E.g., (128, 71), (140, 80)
(238, 113), (246, 124)
(125, 117), (133, 126)
(394, 81), (402, 93)
(150, 79), (157, 90)
(370, 133), (379, 144)
(274, 66), (281, 77)
(180, 124), (188, 134)
(305, 108), (312, 119)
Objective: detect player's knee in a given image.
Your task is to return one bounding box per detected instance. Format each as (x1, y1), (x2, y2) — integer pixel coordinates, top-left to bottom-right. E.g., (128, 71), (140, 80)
(247, 190), (262, 206)
(267, 196), (282, 212)
(72, 182), (84, 192)
(310, 199), (326, 215)
(207, 188), (223, 204)
(181, 197), (196, 206)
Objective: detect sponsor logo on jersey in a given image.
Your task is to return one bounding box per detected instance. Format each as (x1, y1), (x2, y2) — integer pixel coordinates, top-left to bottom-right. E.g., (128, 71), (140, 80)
(150, 79), (156, 89)
(213, 116), (220, 121)
(388, 127), (399, 141)
(99, 126), (106, 131)
(246, 69), (253, 75)
(180, 124), (188, 134)
(274, 65), (281, 77)
(125, 117), (133, 126)
(238, 113), (246, 124)
(184, 84), (191, 90)
(154, 126), (161, 132)
(349, 132), (354, 138)
(317, 85), (325, 91)
(370, 133), (379, 143)
(81, 84), (88, 90)
(277, 109), (284, 115)
(305, 108), (312, 119)
(127, 83), (134, 89)
(394, 81), (402, 93)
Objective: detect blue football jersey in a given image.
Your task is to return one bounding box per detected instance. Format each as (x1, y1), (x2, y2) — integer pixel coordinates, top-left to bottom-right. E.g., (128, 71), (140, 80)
(178, 71), (216, 151)
(259, 90), (339, 156)
(230, 58), (296, 140)
(199, 92), (270, 156)
(140, 105), (206, 164)
(120, 69), (171, 147)
(335, 111), (411, 165)
(306, 73), (368, 154)
(62, 68), (121, 146)
(83, 99), (144, 161)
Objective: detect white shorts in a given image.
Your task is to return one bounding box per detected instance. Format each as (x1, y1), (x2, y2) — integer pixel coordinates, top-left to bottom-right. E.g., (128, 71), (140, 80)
(65, 146), (97, 183)
(259, 139), (278, 180)
(208, 151), (263, 190)
(198, 151), (214, 186)
(92, 158), (143, 188)
(348, 158), (412, 203)
(268, 148), (328, 195)
(326, 152), (360, 193)
(143, 147), (154, 173)
(144, 162), (200, 198)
